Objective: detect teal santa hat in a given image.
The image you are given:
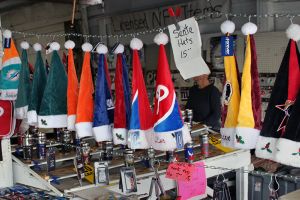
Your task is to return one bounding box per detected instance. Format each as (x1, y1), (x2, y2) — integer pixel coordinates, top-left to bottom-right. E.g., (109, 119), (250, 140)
(38, 42), (68, 128)
(27, 43), (48, 126)
(15, 41), (31, 120)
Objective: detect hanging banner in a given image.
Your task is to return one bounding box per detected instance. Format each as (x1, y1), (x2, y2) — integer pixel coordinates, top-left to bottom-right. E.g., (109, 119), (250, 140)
(109, 0), (229, 34)
(168, 17), (210, 80)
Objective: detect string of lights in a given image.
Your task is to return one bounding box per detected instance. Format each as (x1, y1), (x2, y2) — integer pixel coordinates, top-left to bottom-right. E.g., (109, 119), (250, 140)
(4, 12), (300, 40)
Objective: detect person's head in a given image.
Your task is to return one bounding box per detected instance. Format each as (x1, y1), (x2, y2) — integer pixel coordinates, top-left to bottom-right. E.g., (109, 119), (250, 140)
(193, 74), (210, 88)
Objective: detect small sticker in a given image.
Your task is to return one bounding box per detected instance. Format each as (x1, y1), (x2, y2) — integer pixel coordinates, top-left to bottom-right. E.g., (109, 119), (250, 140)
(130, 131), (140, 149)
(221, 36), (234, 56)
(175, 131), (184, 149)
(255, 182), (261, 192)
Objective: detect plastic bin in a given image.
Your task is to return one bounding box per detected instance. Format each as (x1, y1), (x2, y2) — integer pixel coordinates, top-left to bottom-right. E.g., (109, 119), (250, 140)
(248, 171), (272, 200)
(276, 168), (300, 197)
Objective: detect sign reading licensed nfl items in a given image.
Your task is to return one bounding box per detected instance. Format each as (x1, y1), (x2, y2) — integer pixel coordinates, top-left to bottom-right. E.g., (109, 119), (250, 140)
(168, 17), (210, 80)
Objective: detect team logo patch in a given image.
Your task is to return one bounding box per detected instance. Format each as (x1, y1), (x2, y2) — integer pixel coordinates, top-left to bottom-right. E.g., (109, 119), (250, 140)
(222, 81), (233, 105)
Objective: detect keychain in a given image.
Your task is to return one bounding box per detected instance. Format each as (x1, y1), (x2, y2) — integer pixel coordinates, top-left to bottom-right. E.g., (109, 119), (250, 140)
(268, 175), (279, 200)
(74, 147), (85, 186)
(94, 161), (109, 185)
(147, 161), (170, 200)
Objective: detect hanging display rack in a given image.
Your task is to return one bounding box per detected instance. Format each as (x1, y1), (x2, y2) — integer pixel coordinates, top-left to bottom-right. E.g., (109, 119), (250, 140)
(2, 12), (300, 40)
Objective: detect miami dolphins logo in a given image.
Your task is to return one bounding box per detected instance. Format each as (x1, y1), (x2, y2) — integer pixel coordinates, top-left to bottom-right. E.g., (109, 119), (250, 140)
(6, 70), (19, 81)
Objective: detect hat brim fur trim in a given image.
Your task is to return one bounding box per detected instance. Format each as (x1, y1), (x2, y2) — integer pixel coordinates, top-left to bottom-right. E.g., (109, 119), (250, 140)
(127, 128), (151, 149)
(15, 105), (28, 120)
(152, 124), (192, 151)
(27, 110), (38, 126)
(234, 127), (260, 149)
(67, 115), (76, 131)
(113, 128), (128, 145)
(220, 127), (236, 148)
(38, 114), (67, 128)
(275, 138), (300, 168)
(92, 125), (113, 142)
(75, 122), (93, 139)
(255, 135), (278, 160)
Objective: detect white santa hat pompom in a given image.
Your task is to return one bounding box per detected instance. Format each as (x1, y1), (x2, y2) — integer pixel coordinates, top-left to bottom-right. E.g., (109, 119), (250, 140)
(241, 22), (258, 35)
(82, 42), (93, 52)
(220, 20), (235, 34)
(96, 44), (108, 54)
(114, 44), (124, 54)
(50, 42), (60, 51)
(286, 23), (300, 41)
(64, 40), (75, 49)
(130, 38), (143, 50)
(20, 41), (30, 50)
(33, 43), (42, 51)
(154, 32), (169, 45)
(3, 30), (12, 38)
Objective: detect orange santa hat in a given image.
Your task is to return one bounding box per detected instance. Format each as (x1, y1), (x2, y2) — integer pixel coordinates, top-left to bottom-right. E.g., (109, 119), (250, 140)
(64, 40), (79, 131)
(75, 42), (94, 138)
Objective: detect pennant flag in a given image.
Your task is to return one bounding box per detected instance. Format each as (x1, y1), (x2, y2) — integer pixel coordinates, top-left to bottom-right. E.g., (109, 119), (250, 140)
(128, 38), (152, 149)
(235, 22), (262, 149)
(75, 43), (94, 139)
(15, 41), (31, 120)
(27, 43), (47, 126)
(219, 20), (241, 148)
(92, 44), (114, 142)
(113, 44), (131, 145)
(152, 32), (191, 151)
(0, 30), (21, 100)
(38, 42), (68, 128)
(64, 40), (79, 131)
(255, 24), (300, 164)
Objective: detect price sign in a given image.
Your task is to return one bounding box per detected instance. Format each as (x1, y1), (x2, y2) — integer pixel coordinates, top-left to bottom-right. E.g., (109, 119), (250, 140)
(168, 17), (210, 80)
(166, 162), (195, 182)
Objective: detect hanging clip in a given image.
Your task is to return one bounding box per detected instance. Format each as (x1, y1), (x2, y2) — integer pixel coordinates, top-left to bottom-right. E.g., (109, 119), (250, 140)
(168, 7), (181, 31)
(289, 15), (295, 24)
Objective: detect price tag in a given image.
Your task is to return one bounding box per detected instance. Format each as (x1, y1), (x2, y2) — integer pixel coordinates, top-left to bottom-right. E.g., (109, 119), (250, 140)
(166, 162), (195, 182)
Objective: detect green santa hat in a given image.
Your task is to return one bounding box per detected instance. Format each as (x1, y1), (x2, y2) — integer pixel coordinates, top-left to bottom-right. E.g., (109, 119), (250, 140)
(27, 43), (47, 126)
(15, 41), (31, 120)
(38, 42), (68, 128)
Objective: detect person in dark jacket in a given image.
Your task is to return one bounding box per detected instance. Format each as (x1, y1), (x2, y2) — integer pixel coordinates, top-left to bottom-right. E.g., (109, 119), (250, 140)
(186, 74), (221, 130)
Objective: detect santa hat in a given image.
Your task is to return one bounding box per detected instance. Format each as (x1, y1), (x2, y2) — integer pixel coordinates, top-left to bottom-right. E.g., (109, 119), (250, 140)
(27, 43), (47, 126)
(235, 22), (262, 149)
(0, 100), (15, 139)
(275, 91), (300, 167)
(65, 40), (79, 131)
(92, 44), (114, 142)
(219, 20), (241, 148)
(38, 42), (68, 128)
(75, 42), (94, 139)
(113, 44), (131, 145)
(152, 32), (191, 151)
(256, 24), (300, 160)
(15, 41), (31, 120)
(0, 30), (21, 100)
(128, 38), (152, 149)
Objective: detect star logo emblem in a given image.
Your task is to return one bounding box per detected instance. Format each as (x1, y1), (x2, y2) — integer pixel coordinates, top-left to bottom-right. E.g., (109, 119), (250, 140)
(275, 100), (294, 135)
